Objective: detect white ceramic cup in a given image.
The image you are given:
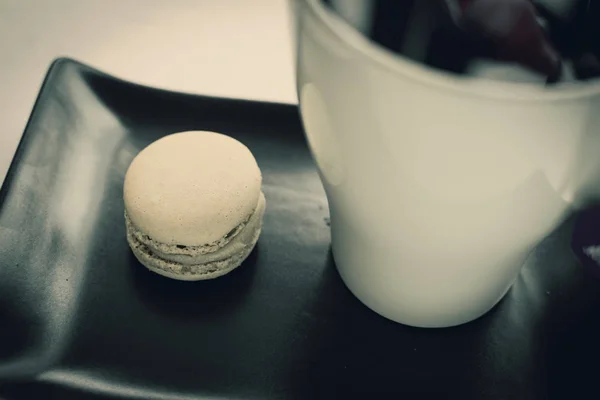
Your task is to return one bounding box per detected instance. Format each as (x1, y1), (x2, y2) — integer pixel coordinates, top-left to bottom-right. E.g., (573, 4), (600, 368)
(291, 0), (600, 327)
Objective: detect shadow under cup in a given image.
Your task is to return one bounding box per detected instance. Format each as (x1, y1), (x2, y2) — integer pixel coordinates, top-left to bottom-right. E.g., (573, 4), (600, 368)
(294, 0), (600, 327)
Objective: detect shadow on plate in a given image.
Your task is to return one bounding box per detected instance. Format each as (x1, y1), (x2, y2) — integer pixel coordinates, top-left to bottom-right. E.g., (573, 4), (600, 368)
(0, 298), (36, 370)
(128, 245), (259, 319)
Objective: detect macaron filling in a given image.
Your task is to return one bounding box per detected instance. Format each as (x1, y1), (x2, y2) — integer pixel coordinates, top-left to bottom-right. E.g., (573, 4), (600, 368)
(125, 208), (252, 257)
(125, 192), (266, 279)
(126, 221), (261, 278)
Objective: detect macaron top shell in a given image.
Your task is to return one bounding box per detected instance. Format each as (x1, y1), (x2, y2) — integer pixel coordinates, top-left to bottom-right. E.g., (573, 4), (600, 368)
(124, 131), (262, 246)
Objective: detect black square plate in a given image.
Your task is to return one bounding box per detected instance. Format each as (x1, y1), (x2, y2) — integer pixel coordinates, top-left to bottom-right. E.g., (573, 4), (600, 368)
(1, 58), (600, 400)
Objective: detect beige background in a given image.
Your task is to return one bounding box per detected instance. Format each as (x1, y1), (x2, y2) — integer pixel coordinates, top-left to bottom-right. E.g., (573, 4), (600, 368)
(0, 0), (296, 187)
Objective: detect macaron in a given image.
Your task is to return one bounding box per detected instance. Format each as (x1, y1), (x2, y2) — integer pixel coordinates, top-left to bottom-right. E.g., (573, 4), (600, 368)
(123, 131), (266, 280)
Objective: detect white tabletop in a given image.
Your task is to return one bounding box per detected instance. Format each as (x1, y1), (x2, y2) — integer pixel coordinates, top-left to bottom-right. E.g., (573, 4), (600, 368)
(0, 0), (297, 187)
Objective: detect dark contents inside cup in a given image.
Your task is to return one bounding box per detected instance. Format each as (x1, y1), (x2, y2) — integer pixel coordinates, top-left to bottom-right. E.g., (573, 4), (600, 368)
(321, 0), (600, 84)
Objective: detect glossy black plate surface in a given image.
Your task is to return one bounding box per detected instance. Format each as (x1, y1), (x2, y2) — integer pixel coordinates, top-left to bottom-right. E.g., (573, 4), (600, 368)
(1, 58), (600, 400)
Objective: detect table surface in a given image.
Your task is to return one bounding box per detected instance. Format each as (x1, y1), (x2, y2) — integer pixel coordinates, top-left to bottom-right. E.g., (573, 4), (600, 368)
(0, 0), (296, 188)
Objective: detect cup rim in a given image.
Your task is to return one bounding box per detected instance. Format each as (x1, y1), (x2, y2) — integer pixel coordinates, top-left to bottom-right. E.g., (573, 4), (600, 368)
(303, 0), (600, 102)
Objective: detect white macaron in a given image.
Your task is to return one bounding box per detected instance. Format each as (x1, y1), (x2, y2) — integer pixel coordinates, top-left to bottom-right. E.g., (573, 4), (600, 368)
(124, 130), (265, 280)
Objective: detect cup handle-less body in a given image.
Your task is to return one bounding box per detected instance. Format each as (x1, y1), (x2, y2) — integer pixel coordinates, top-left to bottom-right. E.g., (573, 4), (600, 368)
(291, 0), (600, 327)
